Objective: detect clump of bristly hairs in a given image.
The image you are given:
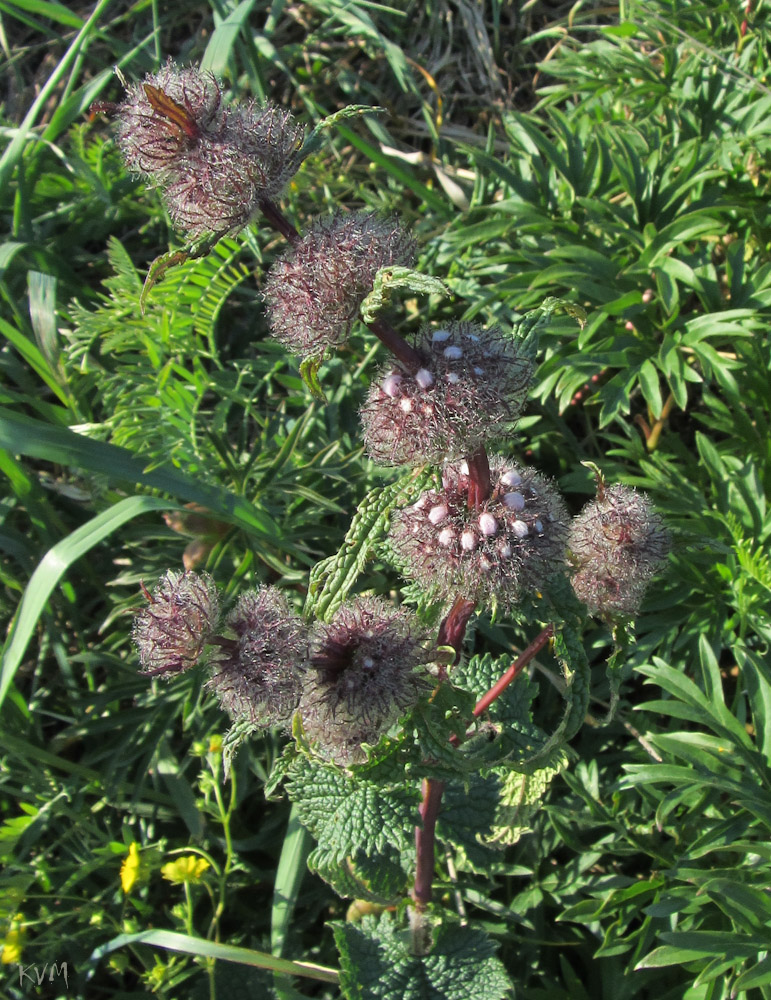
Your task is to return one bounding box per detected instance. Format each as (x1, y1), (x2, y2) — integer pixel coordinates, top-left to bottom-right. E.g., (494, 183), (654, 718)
(132, 570), (220, 676)
(107, 60), (303, 238)
(568, 483), (671, 621)
(388, 458), (570, 611)
(263, 212), (417, 361)
(361, 322), (534, 467)
(207, 586), (308, 731)
(299, 596), (433, 765)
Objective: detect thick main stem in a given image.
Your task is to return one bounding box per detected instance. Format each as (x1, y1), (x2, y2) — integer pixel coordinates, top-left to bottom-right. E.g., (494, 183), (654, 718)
(411, 777), (445, 912)
(414, 622), (555, 911)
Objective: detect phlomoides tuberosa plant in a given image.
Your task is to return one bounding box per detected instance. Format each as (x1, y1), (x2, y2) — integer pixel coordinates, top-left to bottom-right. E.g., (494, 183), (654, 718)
(97, 61), (670, 997)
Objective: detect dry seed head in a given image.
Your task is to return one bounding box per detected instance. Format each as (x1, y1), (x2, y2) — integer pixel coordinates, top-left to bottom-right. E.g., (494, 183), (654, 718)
(361, 322), (533, 467)
(388, 458), (569, 610)
(110, 60), (303, 237)
(208, 587), (307, 730)
(299, 596), (432, 765)
(264, 212), (417, 361)
(568, 484), (670, 620)
(132, 570), (220, 677)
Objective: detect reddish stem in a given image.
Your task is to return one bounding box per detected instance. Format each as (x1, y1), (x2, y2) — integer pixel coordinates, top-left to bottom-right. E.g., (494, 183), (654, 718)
(437, 597), (476, 676)
(411, 777), (445, 911)
(474, 624), (554, 718)
(367, 316), (423, 373)
(449, 623), (554, 746)
(466, 446), (492, 509)
(257, 197), (300, 245)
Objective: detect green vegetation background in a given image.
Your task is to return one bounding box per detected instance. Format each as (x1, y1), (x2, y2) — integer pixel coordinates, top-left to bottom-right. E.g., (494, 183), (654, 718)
(1, 0), (770, 997)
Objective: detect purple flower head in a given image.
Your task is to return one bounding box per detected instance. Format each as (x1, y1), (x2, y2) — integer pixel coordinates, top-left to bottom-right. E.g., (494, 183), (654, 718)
(208, 587), (307, 730)
(361, 322), (534, 467)
(388, 458), (570, 610)
(568, 484), (670, 620)
(132, 570), (220, 677)
(108, 60), (303, 237)
(299, 596), (432, 765)
(264, 212), (417, 361)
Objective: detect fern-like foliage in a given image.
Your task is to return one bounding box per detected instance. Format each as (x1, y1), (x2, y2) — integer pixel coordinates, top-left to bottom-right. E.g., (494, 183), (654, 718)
(61, 236), (250, 474)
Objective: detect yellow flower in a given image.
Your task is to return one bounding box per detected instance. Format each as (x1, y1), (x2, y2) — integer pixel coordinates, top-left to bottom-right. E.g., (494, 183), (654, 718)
(1, 923), (25, 964)
(161, 856), (210, 885)
(120, 842), (143, 894)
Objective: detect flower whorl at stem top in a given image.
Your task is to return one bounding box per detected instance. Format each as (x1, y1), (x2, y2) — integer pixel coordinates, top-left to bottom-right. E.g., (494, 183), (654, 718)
(299, 596), (433, 765)
(264, 212), (417, 361)
(361, 322), (534, 467)
(110, 60), (303, 237)
(388, 458), (570, 610)
(208, 586), (306, 730)
(568, 484), (670, 620)
(132, 570), (220, 676)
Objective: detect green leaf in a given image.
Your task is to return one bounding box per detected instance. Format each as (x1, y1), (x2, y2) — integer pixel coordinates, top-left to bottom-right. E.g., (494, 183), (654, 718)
(333, 912), (512, 1000)
(734, 955), (771, 992)
(285, 758), (420, 864)
(437, 775), (501, 872)
(486, 752), (570, 847)
(360, 266), (450, 324)
(299, 356), (326, 401)
(296, 105), (386, 168)
(0, 408), (286, 544)
(0, 495), (176, 711)
(272, 804), (311, 957)
(638, 359), (663, 417)
(306, 470), (432, 622)
(89, 928), (339, 984)
(308, 845), (408, 904)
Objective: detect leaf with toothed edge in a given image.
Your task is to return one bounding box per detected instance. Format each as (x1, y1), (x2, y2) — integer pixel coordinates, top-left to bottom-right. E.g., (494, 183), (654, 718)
(360, 266), (450, 324)
(299, 355), (326, 401)
(294, 104), (386, 169)
(333, 912), (512, 1000)
(306, 469), (433, 622)
(140, 235), (219, 311)
(285, 757), (420, 865)
(308, 845), (409, 903)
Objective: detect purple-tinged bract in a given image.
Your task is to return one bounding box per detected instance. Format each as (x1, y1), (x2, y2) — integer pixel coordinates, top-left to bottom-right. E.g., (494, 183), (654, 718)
(388, 458), (569, 610)
(132, 570), (220, 677)
(110, 61), (303, 237)
(361, 322), (533, 467)
(208, 586), (307, 730)
(299, 597), (432, 765)
(568, 484), (670, 620)
(264, 212), (417, 361)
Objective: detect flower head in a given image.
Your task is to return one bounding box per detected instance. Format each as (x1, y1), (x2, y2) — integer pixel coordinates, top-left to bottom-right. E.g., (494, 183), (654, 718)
(299, 597), (432, 765)
(161, 855), (211, 884)
(132, 570), (220, 677)
(361, 322), (534, 466)
(568, 484), (670, 620)
(264, 212), (417, 361)
(108, 60), (303, 237)
(388, 458), (569, 610)
(207, 587), (307, 730)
